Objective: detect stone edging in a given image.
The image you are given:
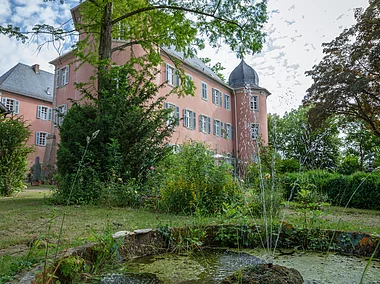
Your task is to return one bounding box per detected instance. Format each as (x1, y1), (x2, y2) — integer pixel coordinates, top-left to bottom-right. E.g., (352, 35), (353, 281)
(18, 226), (380, 283)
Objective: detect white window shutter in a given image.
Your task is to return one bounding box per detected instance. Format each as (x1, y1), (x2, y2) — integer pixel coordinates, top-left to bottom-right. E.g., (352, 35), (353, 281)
(14, 100), (19, 114)
(176, 106), (180, 125)
(165, 64), (169, 81)
(207, 117), (211, 134)
(219, 93), (222, 106)
(164, 102), (168, 109)
(183, 109), (187, 127)
(192, 112), (196, 130)
(212, 89), (215, 104)
(213, 119), (217, 135)
(37, 105), (41, 118)
(1, 97), (5, 105)
(36, 132), (40, 145)
(56, 70), (60, 88)
(64, 66), (69, 85)
(220, 122), (224, 136)
(48, 108), (52, 120)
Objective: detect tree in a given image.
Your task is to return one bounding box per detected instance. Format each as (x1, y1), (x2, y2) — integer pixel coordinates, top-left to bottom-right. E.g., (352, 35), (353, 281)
(55, 60), (179, 203)
(64, 0), (268, 96)
(0, 116), (32, 196)
(304, 0), (380, 136)
(268, 107), (341, 170)
(339, 118), (380, 171)
(200, 57), (227, 83)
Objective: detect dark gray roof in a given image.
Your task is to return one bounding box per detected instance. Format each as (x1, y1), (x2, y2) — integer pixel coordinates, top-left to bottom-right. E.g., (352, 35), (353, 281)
(0, 63), (54, 102)
(161, 46), (226, 85)
(228, 59), (259, 88)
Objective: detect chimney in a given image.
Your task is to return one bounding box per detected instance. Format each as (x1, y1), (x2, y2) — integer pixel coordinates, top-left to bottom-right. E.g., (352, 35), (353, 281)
(32, 64), (40, 74)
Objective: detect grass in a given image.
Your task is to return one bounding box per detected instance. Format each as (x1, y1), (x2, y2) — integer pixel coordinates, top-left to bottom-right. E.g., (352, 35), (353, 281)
(0, 186), (216, 253)
(1, 186), (380, 283)
(1, 186), (379, 253)
(282, 205), (380, 235)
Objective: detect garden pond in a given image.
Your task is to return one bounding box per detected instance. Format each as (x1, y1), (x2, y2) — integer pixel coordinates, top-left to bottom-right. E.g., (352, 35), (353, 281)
(98, 248), (380, 283)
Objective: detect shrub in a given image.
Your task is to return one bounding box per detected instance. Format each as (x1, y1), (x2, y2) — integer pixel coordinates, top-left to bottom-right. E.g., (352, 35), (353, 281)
(282, 170), (380, 210)
(337, 154), (361, 175)
(54, 62), (178, 205)
(277, 158), (300, 173)
(243, 163), (283, 218)
(0, 115), (32, 196)
(158, 141), (241, 215)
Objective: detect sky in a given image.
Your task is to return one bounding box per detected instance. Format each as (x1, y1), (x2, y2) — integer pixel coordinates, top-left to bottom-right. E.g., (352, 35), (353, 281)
(0, 0), (370, 116)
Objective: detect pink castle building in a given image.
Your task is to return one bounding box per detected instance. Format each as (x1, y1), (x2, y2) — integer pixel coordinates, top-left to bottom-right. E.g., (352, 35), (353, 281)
(0, 63), (54, 169)
(45, 5), (271, 173)
(48, 48), (270, 172)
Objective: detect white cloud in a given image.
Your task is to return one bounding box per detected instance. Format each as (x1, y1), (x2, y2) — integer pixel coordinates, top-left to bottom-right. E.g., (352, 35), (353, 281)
(0, 0), (11, 19)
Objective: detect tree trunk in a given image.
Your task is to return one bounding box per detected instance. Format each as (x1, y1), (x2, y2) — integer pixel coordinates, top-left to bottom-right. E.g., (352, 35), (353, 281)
(97, 1), (113, 115)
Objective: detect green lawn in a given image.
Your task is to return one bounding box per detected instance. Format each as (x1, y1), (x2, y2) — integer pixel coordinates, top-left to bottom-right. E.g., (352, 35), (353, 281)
(0, 187), (215, 254)
(1, 186), (379, 255)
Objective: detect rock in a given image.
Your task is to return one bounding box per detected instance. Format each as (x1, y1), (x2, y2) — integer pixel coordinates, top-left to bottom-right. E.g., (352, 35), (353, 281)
(221, 264), (304, 284)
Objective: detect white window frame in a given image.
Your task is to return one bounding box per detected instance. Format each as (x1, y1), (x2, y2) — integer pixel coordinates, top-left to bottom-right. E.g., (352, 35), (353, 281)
(250, 95), (259, 111)
(37, 105), (52, 121)
(251, 123), (260, 140)
(201, 82), (208, 100)
(1, 97), (19, 114)
(56, 66), (69, 88)
(36, 132), (48, 147)
(166, 64), (180, 87)
(212, 88), (222, 106)
(199, 114), (211, 134)
(54, 104), (68, 127)
(164, 102), (180, 126)
(224, 94), (231, 110)
(183, 108), (196, 130)
(225, 123), (234, 140)
(213, 119), (223, 137)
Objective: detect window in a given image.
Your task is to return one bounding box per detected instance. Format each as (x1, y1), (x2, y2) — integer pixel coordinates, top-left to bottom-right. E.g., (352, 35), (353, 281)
(54, 104), (68, 126)
(199, 115), (211, 134)
(1, 97), (19, 114)
(212, 88), (222, 106)
(183, 109), (196, 130)
(201, 82), (208, 100)
(36, 132), (48, 146)
(37, 105), (52, 120)
(224, 94), (231, 110)
(56, 66), (69, 88)
(250, 95), (259, 111)
(164, 102), (180, 126)
(166, 64), (180, 86)
(251, 123), (259, 140)
(224, 123), (234, 140)
(213, 119), (223, 137)
(114, 21), (130, 40)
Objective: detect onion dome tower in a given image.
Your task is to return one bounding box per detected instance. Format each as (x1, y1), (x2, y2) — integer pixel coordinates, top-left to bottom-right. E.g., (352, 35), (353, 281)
(228, 60), (270, 169)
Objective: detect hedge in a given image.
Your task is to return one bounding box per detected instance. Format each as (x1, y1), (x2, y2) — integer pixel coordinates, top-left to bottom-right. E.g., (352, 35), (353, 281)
(281, 170), (380, 210)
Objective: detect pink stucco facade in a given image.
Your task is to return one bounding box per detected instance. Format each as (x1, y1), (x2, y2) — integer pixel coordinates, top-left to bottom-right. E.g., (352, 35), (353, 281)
(49, 44), (270, 170)
(0, 90), (53, 168)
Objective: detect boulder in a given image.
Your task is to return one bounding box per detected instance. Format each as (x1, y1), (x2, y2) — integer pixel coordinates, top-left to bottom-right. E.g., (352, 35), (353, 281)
(221, 263), (303, 284)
